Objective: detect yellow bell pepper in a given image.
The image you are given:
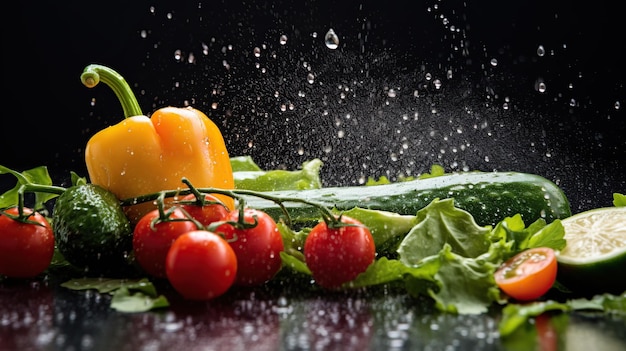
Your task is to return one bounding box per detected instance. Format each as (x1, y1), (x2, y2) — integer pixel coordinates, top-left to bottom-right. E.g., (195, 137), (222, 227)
(80, 64), (234, 223)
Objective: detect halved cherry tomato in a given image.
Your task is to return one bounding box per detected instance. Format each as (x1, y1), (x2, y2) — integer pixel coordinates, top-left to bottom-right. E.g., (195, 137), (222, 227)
(178, 193), (229, 227)
(216, 208), (284, 287)
(494, 247), (557, 301)
(132, 207), (198, 278)
(0, 207), (55, 278)
(304, 215), (375, 289)
(166, 230), (237, 300)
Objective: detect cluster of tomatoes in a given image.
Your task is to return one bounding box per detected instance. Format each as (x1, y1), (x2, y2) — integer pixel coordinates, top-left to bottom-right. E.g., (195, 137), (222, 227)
(135, 193), (379, 299)
(134, 193), (377, 299)
(132, 193), (286, 300)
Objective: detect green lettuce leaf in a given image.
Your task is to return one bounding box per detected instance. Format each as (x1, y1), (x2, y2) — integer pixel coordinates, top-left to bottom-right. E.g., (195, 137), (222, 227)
(614, 193), (626, 207)
(426, 244), (502, 314)
(233, 158), (323, 191)
(397, 198), (492, 265)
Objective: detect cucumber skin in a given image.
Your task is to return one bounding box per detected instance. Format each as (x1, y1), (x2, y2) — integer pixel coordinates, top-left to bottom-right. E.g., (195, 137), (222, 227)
(241, 172), (572, 227)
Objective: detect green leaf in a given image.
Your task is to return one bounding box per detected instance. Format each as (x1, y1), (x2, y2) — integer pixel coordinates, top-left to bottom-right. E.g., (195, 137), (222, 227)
(417, 164), (446, 179)
(348, 257), (437, 288)
(499, 301), (571, 337)
(339, 207), (417, 249)
(397, 198), (492, 265)
(280, 251), (311, 275)
(61, 278), (155, 294)
(230, 155), (263, 172)
(614, 193), (626, 207)
(60, 277), (169, 313)
(0, 165), (58, 211)
(525, 219), (566, 250)
(490, 215), (565, 255)
(70, 171), (88, 186)
(110, 287), (170, 313)
(365, 175), (391, 185)
(233, 158), (323, 191)
(427, 244), (501, 315)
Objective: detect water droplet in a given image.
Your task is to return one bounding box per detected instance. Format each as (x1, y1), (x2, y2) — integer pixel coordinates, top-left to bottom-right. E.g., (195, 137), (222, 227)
(174, 49), (182, 61)
(140, 30), (147, 38)
(537, 45), (545, 57)
(325, 28), (339, 49)
(387, 89), (397, 98)
(307, 73), (315, 84)
(535, 79), (547, 93)
(279, 35), (288, 45)
(253, 47), (261, 57)
(614, 101), (621, 110)
(433, 79), (442, 89)
(490, 58), (498, 66)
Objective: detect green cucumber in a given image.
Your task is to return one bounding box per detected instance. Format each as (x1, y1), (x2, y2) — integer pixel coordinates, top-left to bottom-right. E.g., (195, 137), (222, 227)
(240, 171), (571, 227)
(53, 183), (134, 276)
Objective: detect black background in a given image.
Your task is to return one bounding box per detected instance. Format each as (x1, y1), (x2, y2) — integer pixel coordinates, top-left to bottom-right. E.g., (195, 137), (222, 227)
(2, 0), (624, 213)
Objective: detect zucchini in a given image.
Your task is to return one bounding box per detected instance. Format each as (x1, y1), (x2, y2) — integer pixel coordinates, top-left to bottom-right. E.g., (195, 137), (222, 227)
(240, 171), (571, 227)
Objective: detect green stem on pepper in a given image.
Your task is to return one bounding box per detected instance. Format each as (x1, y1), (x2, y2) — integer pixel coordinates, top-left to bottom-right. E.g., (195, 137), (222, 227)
(80, 64), (143, 118)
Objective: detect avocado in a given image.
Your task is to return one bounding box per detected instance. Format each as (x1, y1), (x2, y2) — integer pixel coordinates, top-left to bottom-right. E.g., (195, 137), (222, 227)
(52, 183), (134, 276)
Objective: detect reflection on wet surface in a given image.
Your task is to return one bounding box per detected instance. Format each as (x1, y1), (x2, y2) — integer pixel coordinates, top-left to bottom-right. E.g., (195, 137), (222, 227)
(2, 278), (625, 351)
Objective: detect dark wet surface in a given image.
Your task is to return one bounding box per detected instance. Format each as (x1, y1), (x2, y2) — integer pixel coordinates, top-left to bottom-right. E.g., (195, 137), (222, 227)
(2, 276), (625, 351)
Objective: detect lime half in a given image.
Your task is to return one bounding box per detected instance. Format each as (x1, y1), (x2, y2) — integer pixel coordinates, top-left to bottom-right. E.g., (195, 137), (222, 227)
(556, 206), (626, 296)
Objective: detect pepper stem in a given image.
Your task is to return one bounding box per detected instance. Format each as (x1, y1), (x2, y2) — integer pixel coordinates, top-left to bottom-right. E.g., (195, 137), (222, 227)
(80, 64), (143, 118)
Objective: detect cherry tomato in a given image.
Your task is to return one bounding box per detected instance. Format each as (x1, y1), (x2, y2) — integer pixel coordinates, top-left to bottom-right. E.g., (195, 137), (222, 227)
(132, 207), (198, 278)
(0, 207), (55, 278)
(166, 230), (237, 300)
(494, 247), (557, 301)
(216, 208), (284, 287)
(304, 216), (375, 289)
(178, 193), (229, 227)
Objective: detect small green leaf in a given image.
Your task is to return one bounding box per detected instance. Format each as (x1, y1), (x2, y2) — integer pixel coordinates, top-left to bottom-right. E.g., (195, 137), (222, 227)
(280, 251), (311, 275)
(0, 165), (57, 210)
(110, 287), (170, 313)
(499, 301), (570, 337)
(614, 193), (626, 207)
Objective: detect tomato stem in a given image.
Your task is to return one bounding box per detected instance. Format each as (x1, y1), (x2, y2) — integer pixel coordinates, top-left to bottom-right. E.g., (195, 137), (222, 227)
(80, 64), (143, 118)
(120, 178), (343, 227)
(149, 191), (204, 230)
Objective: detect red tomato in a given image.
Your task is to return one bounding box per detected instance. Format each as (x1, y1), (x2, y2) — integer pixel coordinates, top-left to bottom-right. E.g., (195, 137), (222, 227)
(166, 230), (237, 300)
(303, 216), (375, 289)
(178, 193), (229, 227)
(0, 207), (55, 278)
(494, 247), (557, 301)
(216, 208), (284, 287)
(132, 207), (198, 278)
